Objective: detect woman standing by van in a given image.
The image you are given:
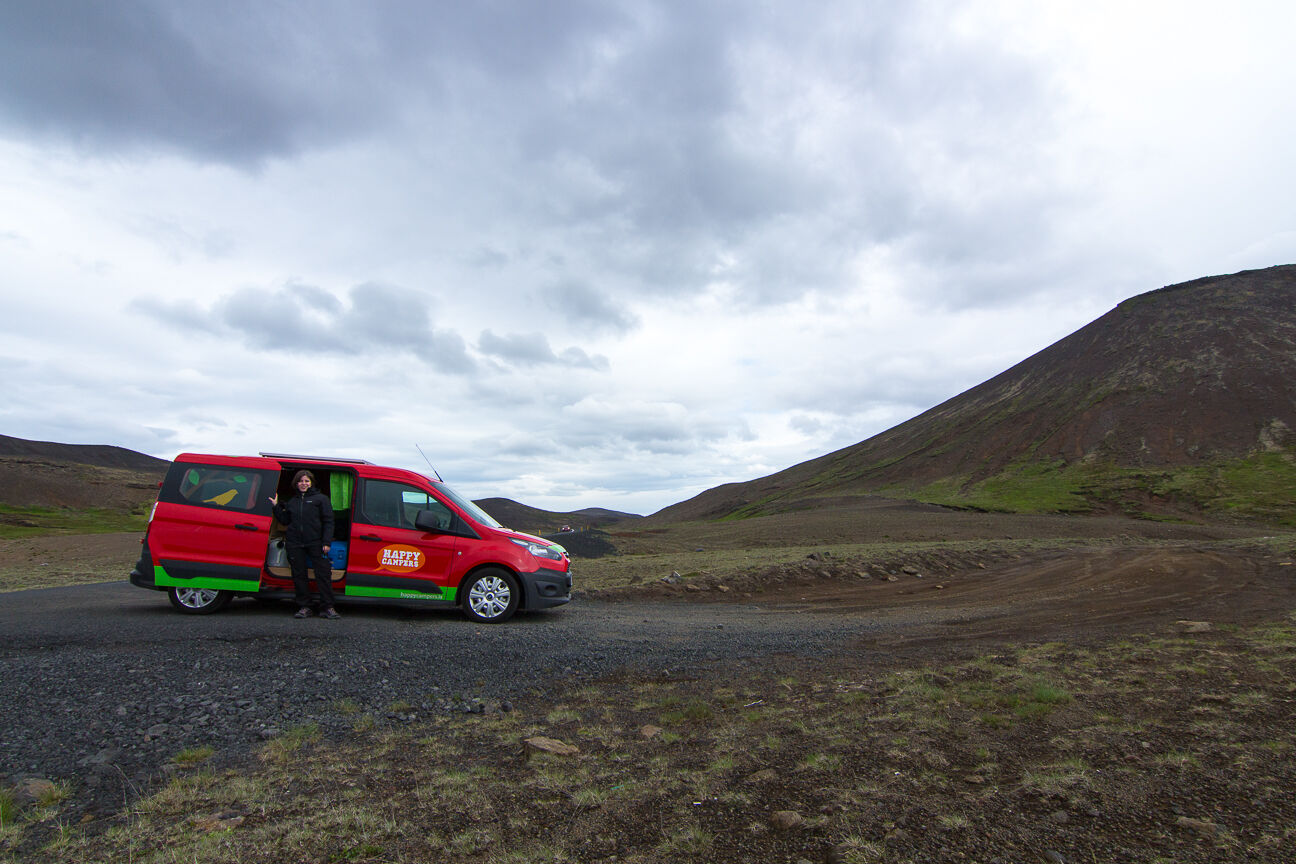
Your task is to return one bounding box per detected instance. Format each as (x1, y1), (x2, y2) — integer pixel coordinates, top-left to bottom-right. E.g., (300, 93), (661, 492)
(271, 470), (341, 619)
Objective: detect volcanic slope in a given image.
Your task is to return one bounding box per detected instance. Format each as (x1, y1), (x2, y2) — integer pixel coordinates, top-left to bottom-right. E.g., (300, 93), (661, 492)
(0, 435), (168, 512)
(653, 265), (1296, 523)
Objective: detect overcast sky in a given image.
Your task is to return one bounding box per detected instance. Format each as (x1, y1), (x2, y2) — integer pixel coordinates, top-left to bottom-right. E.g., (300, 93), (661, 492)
(2, 1), (1293, 515)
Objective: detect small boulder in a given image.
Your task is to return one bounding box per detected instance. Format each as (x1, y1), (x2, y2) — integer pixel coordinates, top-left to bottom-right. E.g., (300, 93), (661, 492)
(191, 812), (245, 833)
(1175, 816), (1219, 837)
(11, 777), (57, 807)
(523, 736), (580, 758)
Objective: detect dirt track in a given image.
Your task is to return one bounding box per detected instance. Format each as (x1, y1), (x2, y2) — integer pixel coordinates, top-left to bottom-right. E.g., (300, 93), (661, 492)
(778, 545), (1296, 642)
(592, 539), (1296, 663)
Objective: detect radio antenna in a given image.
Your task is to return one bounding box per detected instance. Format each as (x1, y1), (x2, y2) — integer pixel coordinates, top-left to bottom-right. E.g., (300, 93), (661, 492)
(415, 444), (443, 481)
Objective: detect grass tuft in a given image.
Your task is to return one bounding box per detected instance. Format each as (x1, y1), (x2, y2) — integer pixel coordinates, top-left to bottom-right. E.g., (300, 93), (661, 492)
(172, 746), (215, 768)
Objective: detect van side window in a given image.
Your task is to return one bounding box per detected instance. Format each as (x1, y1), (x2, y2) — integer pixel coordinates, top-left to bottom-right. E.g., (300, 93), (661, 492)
(160, 463), (273, 514)
(359, 480), (453, 530)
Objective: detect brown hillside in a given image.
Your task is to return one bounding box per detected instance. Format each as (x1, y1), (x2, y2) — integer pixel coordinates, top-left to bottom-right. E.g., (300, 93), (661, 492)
(655, 265), (1296, 522)
(0, 458), (164, 512)
(0, 436), (167, 512)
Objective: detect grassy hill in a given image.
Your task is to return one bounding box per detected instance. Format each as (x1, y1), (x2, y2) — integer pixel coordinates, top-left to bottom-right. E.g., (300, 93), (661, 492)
(652, 265), (1296, 526)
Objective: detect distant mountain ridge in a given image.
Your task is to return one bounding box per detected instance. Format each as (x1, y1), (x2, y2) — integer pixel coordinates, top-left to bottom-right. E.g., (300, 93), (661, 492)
(475, 497), (641, 533)
(653, 265), (1296, 523)
(0, 434), (169, 471)
(0, 436), (641, 527)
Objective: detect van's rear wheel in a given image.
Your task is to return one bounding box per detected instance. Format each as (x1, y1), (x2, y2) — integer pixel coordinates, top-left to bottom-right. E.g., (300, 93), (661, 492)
(168, 587), (232, 614)
(462, 569), (520, 623)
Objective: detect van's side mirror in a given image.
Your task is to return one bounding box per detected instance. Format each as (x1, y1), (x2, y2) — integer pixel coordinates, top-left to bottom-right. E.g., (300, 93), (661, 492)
(414, 510), (443, 533)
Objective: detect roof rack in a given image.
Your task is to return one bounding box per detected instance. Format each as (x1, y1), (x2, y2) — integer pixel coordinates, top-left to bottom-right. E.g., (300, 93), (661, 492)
(259, 452), (373, 464)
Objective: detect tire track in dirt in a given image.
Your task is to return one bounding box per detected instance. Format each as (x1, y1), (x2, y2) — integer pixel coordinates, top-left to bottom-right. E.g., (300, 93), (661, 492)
(766, 545), (1296, 645)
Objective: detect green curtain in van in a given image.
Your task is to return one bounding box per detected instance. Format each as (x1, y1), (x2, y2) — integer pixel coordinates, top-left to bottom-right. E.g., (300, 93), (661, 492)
(330, 473), (354, 510)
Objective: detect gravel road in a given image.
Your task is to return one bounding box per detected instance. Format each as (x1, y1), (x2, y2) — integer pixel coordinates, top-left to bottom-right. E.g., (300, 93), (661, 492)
(0, 582), (892, 815)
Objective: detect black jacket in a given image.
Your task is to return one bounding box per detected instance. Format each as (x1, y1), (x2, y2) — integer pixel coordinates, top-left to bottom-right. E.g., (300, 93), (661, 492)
(274, 487), (334, 547)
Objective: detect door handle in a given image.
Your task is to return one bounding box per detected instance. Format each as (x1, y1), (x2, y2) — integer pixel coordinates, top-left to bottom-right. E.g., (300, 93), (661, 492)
(235, 523), (259, 532)
(359, 534), (383, 541)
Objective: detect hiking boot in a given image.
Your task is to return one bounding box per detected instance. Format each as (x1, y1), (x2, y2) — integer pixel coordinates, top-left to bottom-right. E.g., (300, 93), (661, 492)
(294, 606), (314, 619)
(320, 607), (341, 620)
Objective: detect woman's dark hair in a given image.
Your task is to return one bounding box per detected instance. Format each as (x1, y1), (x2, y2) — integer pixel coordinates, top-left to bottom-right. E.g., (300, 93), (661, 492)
(292, 469), (315, 487)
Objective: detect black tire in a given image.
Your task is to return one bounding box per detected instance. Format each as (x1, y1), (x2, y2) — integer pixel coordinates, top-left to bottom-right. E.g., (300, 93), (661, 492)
(461, 568), (520, 623)
(168, 586), (233, 615)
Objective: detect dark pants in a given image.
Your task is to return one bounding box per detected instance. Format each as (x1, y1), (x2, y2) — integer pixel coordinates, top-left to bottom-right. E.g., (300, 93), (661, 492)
(286, 542), (335, 608)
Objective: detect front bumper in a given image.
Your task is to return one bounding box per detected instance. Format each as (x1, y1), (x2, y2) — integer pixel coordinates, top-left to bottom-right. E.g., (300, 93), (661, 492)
(520, 565), (572, 610)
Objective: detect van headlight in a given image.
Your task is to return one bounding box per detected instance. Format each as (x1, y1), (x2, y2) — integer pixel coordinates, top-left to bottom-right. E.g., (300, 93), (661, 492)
(511, 538), (564, 561)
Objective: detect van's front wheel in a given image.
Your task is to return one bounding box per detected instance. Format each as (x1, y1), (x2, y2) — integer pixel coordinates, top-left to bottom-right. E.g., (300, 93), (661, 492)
(168, 587), (232, 614)
(462, 569), (520, 623)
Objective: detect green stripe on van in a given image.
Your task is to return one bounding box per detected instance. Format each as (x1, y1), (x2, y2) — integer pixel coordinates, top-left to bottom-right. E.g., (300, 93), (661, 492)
(344, 585), (456, 602)
(153, 565), (260, 593)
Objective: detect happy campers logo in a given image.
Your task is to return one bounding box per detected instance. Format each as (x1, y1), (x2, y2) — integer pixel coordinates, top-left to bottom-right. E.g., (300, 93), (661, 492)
(377, 544), (425, 572)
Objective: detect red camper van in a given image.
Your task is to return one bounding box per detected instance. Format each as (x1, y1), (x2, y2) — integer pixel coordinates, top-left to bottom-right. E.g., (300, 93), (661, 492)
(129, 453), (571, 623)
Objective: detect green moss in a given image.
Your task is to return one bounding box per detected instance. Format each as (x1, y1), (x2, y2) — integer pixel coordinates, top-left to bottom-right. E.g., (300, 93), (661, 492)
(0, 505), (148, 538)
(1152, 450), (1296, 525)
(910, 460), (1092, 514)
(901, 449), (1296, 525)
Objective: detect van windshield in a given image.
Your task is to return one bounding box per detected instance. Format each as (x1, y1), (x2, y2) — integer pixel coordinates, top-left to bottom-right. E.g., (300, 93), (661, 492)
(434, 481), (503, 528)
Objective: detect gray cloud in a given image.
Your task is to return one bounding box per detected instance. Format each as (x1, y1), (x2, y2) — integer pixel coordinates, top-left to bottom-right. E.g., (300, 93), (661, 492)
(213, 283), (342, 346)
(0, 1), (632, 168)
(478, 330), (609, 371)
(493, 436), (564, 459)
(2, 0), (1069, 316)
(557, 399), (750, 457)
(557, 347), (609, 370)
(543, 280), (640, 335)
(478, 331), (559, 366)
(789, 414), (826, 436)
(0, 1), (390, 166)
(132, 281), (475, 373)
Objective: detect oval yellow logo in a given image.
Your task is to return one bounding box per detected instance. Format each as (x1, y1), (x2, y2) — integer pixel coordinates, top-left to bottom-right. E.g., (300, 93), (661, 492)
(377, 544), (425, 572)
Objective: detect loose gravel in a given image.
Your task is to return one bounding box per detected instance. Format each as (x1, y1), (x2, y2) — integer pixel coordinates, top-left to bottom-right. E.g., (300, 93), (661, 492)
(0, 582), (897, 817)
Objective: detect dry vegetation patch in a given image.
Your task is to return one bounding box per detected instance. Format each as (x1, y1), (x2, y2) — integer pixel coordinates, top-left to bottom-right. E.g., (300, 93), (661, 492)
(6, 614), (1295, 863)
(576, 538), (1051, 596)
(0, 532), (144, 592)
